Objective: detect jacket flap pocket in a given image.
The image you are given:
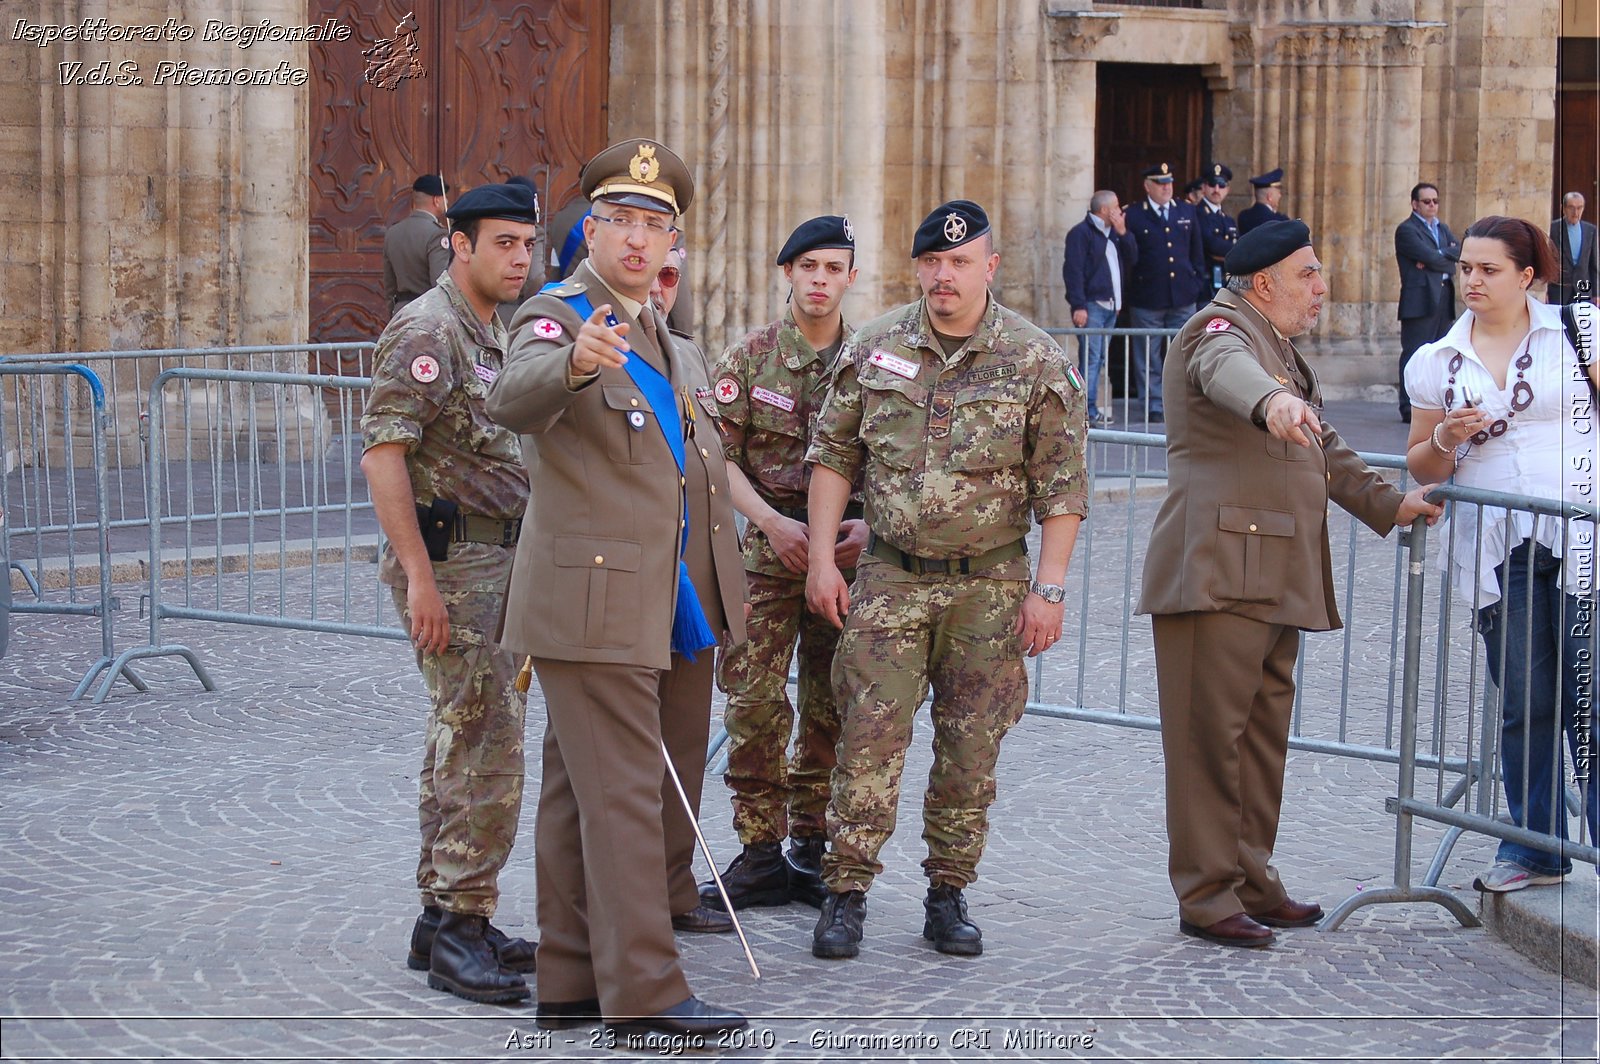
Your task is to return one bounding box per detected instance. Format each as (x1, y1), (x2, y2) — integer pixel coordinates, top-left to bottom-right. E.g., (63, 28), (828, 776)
(1218, 506), (1294, 537)
(553, 535), (642, 571)
(602, 385), (652, 413)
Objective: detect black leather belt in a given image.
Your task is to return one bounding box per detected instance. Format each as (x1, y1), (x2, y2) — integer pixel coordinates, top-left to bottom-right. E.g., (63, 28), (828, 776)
(772, 501), (865, 523)
(865, 532), (1026, 575)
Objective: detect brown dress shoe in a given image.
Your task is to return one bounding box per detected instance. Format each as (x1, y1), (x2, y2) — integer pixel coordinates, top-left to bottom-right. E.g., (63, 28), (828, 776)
(1251, 898), (1323, 928)
(671, 904), (734, 933)
(1179, 912), (1275, 948)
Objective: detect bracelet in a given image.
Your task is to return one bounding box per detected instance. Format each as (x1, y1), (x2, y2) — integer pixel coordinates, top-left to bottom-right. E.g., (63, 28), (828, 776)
(1429, 422), (1457, 463)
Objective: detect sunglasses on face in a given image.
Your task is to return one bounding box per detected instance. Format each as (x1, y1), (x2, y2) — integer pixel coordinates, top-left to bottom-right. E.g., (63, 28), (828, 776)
(1417, 198), (1439, 205)
(656, 266), (680, 288)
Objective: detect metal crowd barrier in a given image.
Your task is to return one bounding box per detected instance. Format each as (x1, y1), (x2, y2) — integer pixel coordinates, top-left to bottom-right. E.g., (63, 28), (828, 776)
(95, 365), (401, 703)
(0, 362), (145, 698)
(1326, 481), (1598, 930)
(1045, 325), (1181, 443)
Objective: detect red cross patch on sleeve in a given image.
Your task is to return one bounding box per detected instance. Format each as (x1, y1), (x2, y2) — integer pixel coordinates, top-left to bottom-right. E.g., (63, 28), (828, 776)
(409, 354), (440, 383)
(714, 377), (740, 404)
(532, 318), (564, 340)
(1205, 318), (1231, 333)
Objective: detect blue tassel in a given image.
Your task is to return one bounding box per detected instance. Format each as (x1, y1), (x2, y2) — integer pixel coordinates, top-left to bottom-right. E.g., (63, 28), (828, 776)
(671, 562), (718, 661)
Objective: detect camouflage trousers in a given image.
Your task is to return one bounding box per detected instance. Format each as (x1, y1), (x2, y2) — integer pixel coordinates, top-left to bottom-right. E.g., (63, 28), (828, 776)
(715, 559), (846, 844)
(822, 556), (1028, 893)
(393, 586), (527, 917)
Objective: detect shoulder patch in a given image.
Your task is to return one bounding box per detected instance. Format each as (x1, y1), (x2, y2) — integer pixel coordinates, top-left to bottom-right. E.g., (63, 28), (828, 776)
(1064, 364), (1084, 391)
(1205, 318), (1232, 333)
(715, 377), (741, 404)
(543, 280), (588, 298)
(532, 317), (565, 340)
(410, 354), (441, 384)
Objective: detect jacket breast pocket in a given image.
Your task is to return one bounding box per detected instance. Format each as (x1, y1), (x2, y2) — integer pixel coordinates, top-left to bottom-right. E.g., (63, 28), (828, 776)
(602, 385), (662, 465)
(1265, 433), (1310, 462)
(948, 388), (1027, 472)
(1211, 505), (1295, 605)
(860, 373), (928, 471)
(550, 535), (643, 648)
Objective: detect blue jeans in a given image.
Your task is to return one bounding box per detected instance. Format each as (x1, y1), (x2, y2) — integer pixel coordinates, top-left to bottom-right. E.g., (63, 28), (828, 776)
(1477, 540), (1599, 875)
(1075, 303), (1117, 418)
(1127, 304), (1195, 417)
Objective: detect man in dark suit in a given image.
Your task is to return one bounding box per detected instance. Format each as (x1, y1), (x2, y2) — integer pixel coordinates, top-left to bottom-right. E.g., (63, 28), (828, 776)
(382, 175), (453, 316)
(1550, 192), (1599, 305)
(1237, 169), (1289, 236)
(1394, 182), (1461, 422)
(488, 139), (748, 1039)
(1139, 220), (1442, 948)
(1124, 162), (1206, 423)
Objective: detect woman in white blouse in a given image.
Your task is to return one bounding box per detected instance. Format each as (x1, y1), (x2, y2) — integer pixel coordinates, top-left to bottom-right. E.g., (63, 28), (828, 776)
(1403, 216), (1598, 894)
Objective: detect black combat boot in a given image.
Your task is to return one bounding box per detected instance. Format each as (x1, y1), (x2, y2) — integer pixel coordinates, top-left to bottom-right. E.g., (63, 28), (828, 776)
(811, 889), (866, 959)
(697, 841), (790, 911)
(427, 910), (532, 1004)
(408, 904), (538, 973)
(785, 835), (828, 909)
(922, 883), (983, 956)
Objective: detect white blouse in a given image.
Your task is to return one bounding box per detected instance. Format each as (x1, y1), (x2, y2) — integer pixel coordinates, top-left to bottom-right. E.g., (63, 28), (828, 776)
(1404, 296), (1597, 607)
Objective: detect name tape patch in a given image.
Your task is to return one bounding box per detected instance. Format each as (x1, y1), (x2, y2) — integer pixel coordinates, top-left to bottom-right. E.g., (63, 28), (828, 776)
(867, 349), (920, 380)
(751, 386), (795, 412)
(473, 362), (499, 385)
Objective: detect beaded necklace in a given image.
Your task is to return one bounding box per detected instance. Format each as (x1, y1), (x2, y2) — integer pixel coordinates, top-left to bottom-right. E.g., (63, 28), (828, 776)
(1444, 332), (1534, 445)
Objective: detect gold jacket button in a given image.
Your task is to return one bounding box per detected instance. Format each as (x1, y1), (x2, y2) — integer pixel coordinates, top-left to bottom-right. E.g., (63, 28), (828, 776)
(713, 523), (721, 532)
(1248, 523), (1258, 532)
(593, 554), (605, 565)
(630, 397), (640, 408)
(701, 447), (710, 458)
(710, 484), (717, 495)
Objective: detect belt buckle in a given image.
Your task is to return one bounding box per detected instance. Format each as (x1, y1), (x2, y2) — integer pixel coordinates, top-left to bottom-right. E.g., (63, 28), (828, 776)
(501, 520), (520, 547)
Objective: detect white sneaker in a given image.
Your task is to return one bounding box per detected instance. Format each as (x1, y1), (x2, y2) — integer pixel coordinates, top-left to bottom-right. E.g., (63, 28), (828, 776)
(1472, 862), (1565, 893)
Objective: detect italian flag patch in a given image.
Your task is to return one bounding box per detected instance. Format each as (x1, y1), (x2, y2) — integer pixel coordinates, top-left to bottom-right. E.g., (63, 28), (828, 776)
(1065, 364), (1085, 392)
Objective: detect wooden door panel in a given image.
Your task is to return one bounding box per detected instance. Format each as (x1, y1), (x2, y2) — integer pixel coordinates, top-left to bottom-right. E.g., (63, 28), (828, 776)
(1095, 63), (1206, 210)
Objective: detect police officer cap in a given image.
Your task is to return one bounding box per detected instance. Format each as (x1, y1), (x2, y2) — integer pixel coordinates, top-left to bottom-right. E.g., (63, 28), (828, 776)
(412, 174), (448, 196)
(444, 182), (540, 226)
(911, 200), (990, 257)
(1223, 218), (1312, 275)
(1249, 168), (1284, 188)
(1141, 162), (1175, 182)
(581, 139), (694, 216)
(775, 215), (855, 266)
(1183, 178), (1205, 196)
(1204, 163), (1233, 186)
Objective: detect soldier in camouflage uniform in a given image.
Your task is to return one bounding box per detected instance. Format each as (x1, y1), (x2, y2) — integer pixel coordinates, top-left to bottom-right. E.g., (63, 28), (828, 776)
(698, 216), (868, 911)
(804, 200), (1089, 960)
(360, 183), (539, 1004)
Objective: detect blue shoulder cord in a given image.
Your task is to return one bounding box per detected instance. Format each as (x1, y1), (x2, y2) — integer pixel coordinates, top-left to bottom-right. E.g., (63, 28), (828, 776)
(543, 283), (717, 660)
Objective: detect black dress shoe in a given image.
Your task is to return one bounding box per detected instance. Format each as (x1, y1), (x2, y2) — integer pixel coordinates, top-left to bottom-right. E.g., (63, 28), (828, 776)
(1251, 897), (1323, 928)
(811, 889), (866, 959)
(427, 911), (532, 1003)
(922, 884), (983, 956)
(698, 842), (790, 911)
(671, 904), (734, 933)
(607, 995), (747, 1038)
(785, 835), (828, 909)
(1179, 912), (1275, 948)
(537, 998), (601, 1031)
(408, 905), (538, 973)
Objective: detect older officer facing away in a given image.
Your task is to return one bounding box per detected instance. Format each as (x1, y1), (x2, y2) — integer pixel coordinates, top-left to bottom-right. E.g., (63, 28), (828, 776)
(361, 183), (539, 1003)
(487, 139), (747, 1039)
(805, 200), (1088, 961)
(1139, 220), (1442, 948)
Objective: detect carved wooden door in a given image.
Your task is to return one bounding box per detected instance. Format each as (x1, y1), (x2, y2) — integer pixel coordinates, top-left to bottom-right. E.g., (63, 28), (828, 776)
(1094, 62), (1208, 213)
(308, 0), (609, 360)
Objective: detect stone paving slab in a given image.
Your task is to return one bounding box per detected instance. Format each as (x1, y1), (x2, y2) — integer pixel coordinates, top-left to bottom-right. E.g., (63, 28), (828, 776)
(2, 598), (1595, 1064)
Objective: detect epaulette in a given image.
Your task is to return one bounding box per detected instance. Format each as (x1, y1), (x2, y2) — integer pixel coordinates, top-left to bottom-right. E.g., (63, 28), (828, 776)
(541, 279), (588, 299)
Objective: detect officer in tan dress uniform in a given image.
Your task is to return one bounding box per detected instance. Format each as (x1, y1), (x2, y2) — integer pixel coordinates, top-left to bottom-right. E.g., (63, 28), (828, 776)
(486, 140), (748, 1039)
(1137, 220), (1441, 948)
(383, 175), (453, 316)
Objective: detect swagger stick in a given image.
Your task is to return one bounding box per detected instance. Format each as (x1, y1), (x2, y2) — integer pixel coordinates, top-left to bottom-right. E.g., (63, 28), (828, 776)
(660, 738), (761, 979)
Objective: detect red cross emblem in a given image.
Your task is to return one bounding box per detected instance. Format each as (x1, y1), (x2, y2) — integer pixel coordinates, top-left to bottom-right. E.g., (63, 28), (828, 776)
(1205, 318), (1231, 333)
(532, 317), (564, 339)
(714, 377), (740, 404)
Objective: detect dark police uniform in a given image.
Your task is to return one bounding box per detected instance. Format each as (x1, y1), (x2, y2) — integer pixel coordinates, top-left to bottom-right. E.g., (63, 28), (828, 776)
(1125, 163), (1206, 418)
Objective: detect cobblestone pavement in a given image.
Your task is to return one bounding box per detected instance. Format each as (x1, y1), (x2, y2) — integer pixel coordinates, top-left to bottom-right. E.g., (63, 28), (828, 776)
(3, 408), (1595, 1063)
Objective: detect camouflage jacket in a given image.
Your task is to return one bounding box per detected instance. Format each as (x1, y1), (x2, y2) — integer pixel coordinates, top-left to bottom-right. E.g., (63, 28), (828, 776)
(806, 295), (1088, 567)
(362, 272), (529, 591)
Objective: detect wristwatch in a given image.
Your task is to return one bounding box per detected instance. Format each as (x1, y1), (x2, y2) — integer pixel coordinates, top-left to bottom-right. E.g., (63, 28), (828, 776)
(1029, 581), (1065, 604)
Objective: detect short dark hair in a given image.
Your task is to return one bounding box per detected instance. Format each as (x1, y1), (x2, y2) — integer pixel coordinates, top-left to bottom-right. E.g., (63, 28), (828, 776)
(448, 218), (484, 254)
(1462, 215), (1560, 283)
(1409, 182), (1438, 203)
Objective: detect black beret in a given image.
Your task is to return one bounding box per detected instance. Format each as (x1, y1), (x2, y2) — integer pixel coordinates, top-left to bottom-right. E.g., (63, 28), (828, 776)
(412, 174), (448, 196)
(1141, 162), (1175, 182)
(504, 176), (542, 221)
(775, 215), (855, 265)
(1249, 168), (1284, 188)
(444, 182), (541, 226)
(1223, 218), (1312, 275)
(911, 200), (990, 258)
(1204, 163), (1233, 186)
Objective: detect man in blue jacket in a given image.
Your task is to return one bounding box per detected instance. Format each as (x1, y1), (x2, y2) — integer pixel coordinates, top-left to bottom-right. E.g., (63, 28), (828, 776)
(1124, 162), (1206, 423)
(1063, 190), (1136, 427)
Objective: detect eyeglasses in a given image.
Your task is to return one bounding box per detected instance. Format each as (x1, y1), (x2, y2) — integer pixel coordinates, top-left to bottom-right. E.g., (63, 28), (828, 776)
(591, 212), (678, 237)
(1417, 198), (1439, 205)
(656, 266), (680, 288)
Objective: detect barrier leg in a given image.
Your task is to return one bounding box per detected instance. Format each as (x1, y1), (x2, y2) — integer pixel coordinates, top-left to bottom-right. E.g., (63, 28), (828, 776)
(69, 658), (149, 701)
(91, 644), (215, 704)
